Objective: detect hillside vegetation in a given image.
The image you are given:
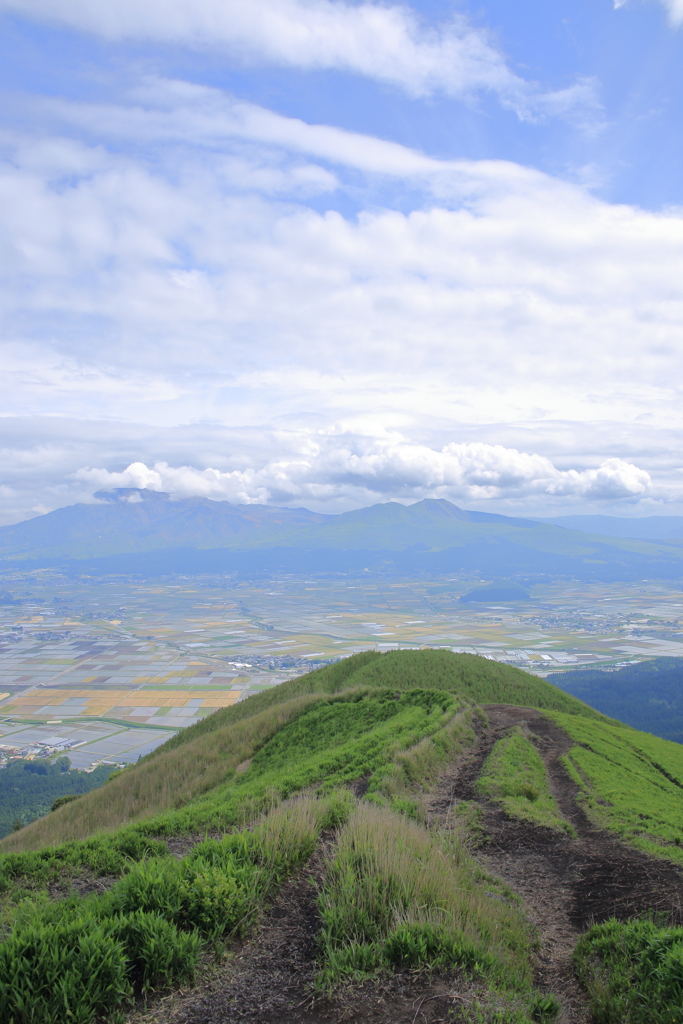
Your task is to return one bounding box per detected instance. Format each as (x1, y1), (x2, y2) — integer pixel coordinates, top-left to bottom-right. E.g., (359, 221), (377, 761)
(2, 649), (683, 1024)
(551, 657), (683, 743)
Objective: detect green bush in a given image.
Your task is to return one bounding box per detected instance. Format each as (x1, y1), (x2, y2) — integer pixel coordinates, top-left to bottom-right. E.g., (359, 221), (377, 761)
(0, 797), (341, 1022)
(0, 916), (132, 1024)
(50, 795), (80, 812)
(110, 910), (201, 994)
(0, 829), (169, 892)
(574, 916), (683, 1023)
(383, 922), (494, 973)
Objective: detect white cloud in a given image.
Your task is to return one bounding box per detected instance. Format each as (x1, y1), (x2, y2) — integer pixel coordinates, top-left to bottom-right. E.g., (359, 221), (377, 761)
(2, 97), (682, 396)
(652, 0), (683, 26)
(73, 440), (652, 507)
(664, 0), (683, 24)
(0, 85), (682, 521)
(616, 0), (683, 26)
(0, 0), (600, 122)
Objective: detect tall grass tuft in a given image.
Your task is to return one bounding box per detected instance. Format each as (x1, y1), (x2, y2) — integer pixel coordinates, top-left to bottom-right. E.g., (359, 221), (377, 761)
(317, 803), (531, 992)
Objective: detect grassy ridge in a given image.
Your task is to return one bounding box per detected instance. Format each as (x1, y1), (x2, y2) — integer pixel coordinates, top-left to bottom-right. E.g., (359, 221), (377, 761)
(1, 650), (599, 852)
(551, 712), (683, 863)
(150, 650), (606, 762)
(3, 648), (683, 1023)
(0, 694), (323, 851)
(0, 687), (461, 852)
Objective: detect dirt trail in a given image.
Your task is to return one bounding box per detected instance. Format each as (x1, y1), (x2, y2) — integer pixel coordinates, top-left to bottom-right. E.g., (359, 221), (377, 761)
(144, 835), (457, 1024)
(427, 704), (683, 1024)
(131, 705), (683, 1024)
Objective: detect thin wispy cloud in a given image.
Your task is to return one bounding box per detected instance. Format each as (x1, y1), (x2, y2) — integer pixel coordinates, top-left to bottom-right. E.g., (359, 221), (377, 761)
(0, 0), (601, 124)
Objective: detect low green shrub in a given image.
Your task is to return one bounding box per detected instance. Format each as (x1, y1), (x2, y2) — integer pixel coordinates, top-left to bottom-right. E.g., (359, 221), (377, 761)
(574, 916), (683, 1023)
(0, 796), (342, 1023)
(0, 915), (132, 1024)
(50, 795), (80, 812)
(0, 829), (169, 893)
(109, 910), (201, 994)
(383, 921), (494, 974)
(112, 796), (333, 940)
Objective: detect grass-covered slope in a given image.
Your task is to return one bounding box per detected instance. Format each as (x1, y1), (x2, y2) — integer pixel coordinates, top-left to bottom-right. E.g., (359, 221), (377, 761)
(156, 649), (606, 760)
(0, 650), (607, 853)
(0, 684), (463, 851)
(551, 711), (683, 864)
(475, 728), (575, 835)
(5, 649), (683, 1023)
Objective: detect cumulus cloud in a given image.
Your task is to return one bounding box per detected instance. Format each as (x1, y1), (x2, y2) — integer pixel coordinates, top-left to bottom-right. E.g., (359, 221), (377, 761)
(73, 439), (652, 507)
(2, 93), (682, 395)
(0, 0), (600, 122)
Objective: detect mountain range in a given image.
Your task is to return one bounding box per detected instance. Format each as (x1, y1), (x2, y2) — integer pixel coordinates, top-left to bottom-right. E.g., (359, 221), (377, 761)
(2, 488), (683, 580)
(534, 514), (683, 541)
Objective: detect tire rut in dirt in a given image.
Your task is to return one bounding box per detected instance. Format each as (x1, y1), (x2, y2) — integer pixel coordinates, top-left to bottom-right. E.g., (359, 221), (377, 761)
(428, 704), (683, 1023)
(172, 841), (328, 1024)
(160, 835), (478, 1024)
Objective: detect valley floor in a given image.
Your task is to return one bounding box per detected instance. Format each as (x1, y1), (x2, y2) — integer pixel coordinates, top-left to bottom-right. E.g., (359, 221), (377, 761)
(123, 705), (683, 1024)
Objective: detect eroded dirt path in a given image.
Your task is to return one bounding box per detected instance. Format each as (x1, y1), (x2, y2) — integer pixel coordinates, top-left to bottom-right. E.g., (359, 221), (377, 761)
(140, 835), (461, 1024)
(427, 704), (683, 1024)
(131, 705), (683, 1024)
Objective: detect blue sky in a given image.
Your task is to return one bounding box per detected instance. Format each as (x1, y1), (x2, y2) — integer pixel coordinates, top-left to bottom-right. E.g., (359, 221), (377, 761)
(1, 0), (683, 523)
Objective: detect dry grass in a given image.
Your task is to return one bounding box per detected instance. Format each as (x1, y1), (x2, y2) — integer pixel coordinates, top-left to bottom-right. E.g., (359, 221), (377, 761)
(0, 694), (322, 852)
(319, 802), (531, 987)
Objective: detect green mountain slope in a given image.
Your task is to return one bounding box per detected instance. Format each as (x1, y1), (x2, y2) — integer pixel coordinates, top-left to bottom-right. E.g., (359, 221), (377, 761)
(2, 650), (683, 1024)
(0, 651), (614, 851)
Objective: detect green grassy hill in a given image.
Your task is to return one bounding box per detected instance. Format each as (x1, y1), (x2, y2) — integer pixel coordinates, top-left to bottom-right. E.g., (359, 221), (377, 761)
(2, 649), (683, 1024)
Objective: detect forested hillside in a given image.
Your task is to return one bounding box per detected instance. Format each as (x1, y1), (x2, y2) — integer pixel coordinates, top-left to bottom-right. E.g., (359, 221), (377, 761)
(0, 758), (115, 839)
(551, 657), (683, 742)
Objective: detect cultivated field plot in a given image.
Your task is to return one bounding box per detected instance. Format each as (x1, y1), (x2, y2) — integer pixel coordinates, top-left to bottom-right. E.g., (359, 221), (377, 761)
(2, 570), (683, 767)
